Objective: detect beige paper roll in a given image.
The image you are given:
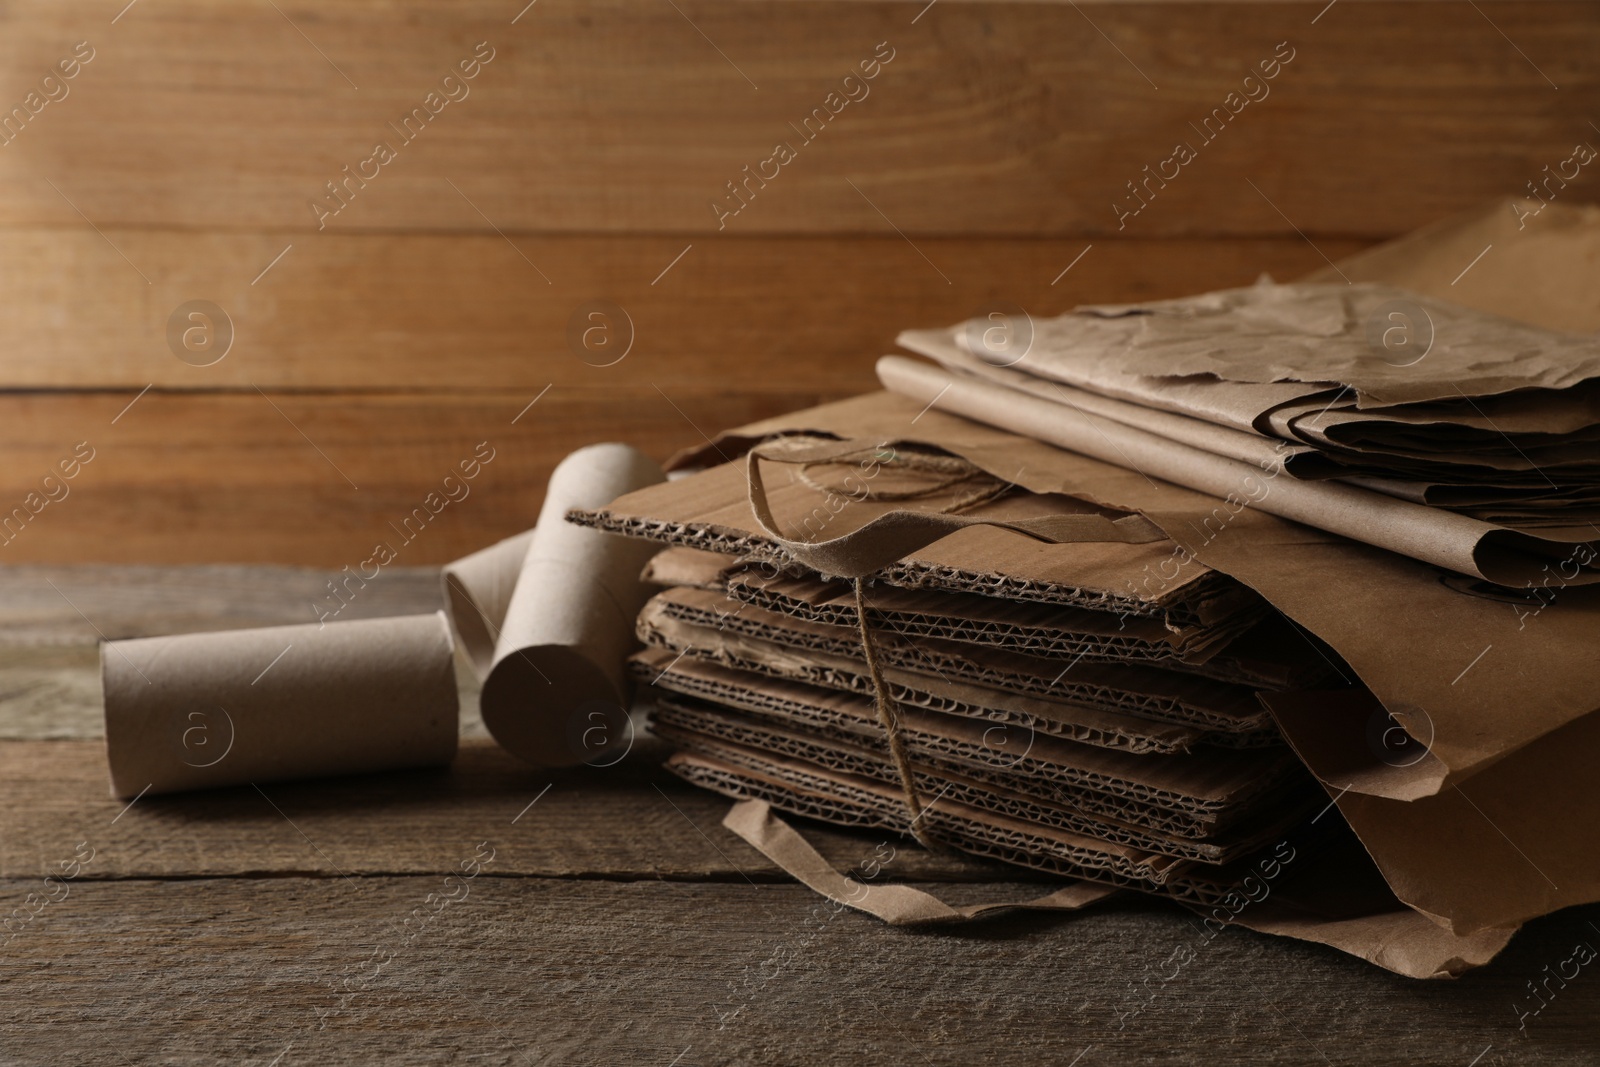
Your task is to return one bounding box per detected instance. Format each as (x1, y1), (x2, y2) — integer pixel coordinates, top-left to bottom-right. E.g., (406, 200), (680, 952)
(441, 528), (536, 677)
(474, 443), (665, 766)
(102, 612), (459, 799)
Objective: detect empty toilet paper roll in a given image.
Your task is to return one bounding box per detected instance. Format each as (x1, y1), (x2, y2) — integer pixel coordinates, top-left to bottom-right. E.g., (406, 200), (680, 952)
(102, 612), (459, 799)
(453, 443), (665, 767)
(441, 528), (536, 677)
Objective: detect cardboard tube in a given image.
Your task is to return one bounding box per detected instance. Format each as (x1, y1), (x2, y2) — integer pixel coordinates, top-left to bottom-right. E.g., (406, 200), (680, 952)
(102, 612), (459, 799)
(478, 443), (665, 766)
(442, 528), (536, 677)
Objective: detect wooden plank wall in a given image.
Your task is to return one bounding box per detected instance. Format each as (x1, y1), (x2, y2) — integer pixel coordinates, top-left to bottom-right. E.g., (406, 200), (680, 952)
(2, 0), (1596, 563)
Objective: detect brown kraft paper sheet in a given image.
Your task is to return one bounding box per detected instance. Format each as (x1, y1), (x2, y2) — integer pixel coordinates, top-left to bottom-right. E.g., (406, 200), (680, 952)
(1265, 688), (1600, 936)
(1302, 199), (1600, 334)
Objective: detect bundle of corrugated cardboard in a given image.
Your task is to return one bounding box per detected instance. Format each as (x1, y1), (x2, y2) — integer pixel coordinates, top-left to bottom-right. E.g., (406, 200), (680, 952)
(575, 201), (1600, 978)
(621, 474), (1326, 903)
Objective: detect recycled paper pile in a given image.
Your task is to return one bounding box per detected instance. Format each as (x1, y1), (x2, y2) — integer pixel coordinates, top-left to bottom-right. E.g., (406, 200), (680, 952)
(576, 204), (1600, 979)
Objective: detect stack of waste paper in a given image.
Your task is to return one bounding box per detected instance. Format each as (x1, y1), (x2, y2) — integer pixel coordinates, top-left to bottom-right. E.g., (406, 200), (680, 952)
(573, 201), (1600, 978)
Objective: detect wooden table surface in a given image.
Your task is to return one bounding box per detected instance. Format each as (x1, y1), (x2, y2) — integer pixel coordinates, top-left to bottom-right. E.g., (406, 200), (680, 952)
(2, 565), (1596, 1066)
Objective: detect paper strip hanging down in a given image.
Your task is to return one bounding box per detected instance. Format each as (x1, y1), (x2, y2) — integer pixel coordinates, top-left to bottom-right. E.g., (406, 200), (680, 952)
(444, 442), (666, 767)
(723, 798), (1117, 925)
(102, 612), (459, 799)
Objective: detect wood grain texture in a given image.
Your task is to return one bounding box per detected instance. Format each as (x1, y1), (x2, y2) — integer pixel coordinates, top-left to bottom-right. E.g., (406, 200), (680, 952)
(0, 2), (1593, 237)
(0, 231), (1363, 390)
(0, 875), (1597, 1065)
(0, 737), (1018, 884)
(0, 389), (814, 564)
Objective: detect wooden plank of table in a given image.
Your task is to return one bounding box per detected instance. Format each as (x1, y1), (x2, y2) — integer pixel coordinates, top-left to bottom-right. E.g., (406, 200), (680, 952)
(0, 874), (1595, 1065)
(0, 388), (812, 565)
(0, 737), (1022, 884)
(0, 2), (1592, 236)
(0, 231), (1363, 390)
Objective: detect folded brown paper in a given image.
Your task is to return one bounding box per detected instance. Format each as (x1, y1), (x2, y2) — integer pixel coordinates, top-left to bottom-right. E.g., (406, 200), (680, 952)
(908, 276), (1600, 521)
(102, 612), (459, 799)
(460, 443), (665, 766)
(879, 355), (1600, 589)
(1002, 281), (1600, 408)
(1267, 688), (1600, 936)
